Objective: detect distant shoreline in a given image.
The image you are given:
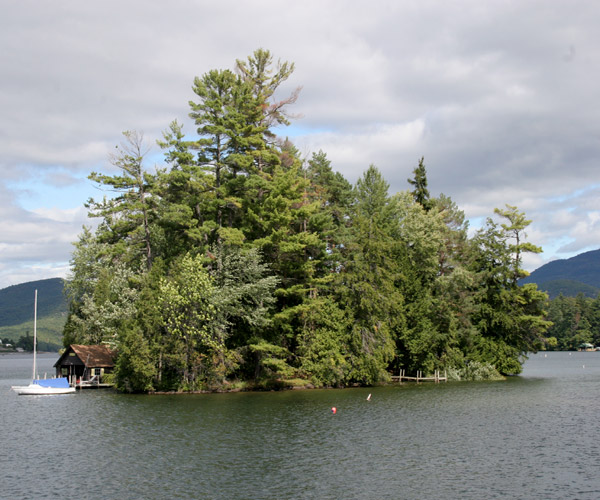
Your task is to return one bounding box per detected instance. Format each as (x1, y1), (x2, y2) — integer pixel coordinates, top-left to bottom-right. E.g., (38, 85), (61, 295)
(0, 350), (57, 355)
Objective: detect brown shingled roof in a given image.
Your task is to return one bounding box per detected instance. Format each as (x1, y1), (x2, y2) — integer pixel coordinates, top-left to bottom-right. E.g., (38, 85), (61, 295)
(69, 344), (116, 367)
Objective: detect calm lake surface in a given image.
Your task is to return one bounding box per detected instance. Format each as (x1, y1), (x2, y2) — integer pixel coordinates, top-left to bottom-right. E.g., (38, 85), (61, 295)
(2, 351), (600, 500)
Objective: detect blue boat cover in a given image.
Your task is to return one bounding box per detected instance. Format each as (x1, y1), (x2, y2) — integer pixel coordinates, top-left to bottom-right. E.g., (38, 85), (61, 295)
(34, 377), (71, 388)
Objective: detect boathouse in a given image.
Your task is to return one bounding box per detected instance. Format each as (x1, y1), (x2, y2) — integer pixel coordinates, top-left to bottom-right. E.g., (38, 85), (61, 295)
(578, 342), (595, 352)
(54, 344), (116, 387)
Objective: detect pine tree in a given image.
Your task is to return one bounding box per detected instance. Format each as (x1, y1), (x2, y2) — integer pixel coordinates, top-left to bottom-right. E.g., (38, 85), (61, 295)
(335, 165), (402, 383)
(469, 207), (550, 374)
(407, 157), (432, 211)
(87, 131), (156, 270)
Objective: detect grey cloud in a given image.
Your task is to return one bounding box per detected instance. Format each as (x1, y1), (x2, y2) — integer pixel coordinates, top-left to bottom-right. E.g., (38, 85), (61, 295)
(1, 0), (600, 287)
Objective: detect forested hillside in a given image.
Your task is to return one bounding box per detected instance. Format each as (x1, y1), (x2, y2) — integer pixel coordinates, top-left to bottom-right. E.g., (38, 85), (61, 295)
(521, 249), (600, 298)
(520, 250), (600, 349)
(544, 293), (600, 350)
(0, 278), (66, 325)
(63, 49), (550, 392)
(0, 278), (67, 348)
(539, 280), (599, 299)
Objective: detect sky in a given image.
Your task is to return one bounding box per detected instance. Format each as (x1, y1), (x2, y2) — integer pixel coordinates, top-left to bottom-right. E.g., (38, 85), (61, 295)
(1, 0), (600, 290)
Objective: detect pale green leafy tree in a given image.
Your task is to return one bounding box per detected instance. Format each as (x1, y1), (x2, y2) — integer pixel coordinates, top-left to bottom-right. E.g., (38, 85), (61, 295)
(64, 255), (138, 346)
(158, 253), (223, 389)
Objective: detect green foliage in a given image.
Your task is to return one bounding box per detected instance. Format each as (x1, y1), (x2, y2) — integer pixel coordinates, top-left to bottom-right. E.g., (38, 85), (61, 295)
(207, 246), (279, 349)
(114, 323), (156, 393)
(467, 209), (550, 373)
(544, 293), (600, 349)
(446, 361), (504, 381)
(0, 278), (67, 327)
(493, 204), (542, 283)
(64, 260), (138, 347)
(62, 49), (552, 392)
(12, 332), (62, 352)
(296, 297), (351, 387)
(87, 131), (156, 270)
(0, 316), (67, 348)
(536, 279), (600, 300)
(407, 157), (432, 211)
(335, 166), (401, 384)
(243, 339), (294, 381)
(158, 253), (220, 389)
(0, 278), (68, 346)
(16, 333), (34, 351)
(470, 336), (524, 375)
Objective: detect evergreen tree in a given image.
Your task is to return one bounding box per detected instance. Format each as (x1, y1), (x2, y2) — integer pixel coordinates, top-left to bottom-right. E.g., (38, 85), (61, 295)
(206, 245), (279, 354)
(188, 68), (248, 244)
(155, 120), (211, 261)
(235, 48), (301, 134)
(494, 204), (541, 284)
(305, 150), (353, 255)
(470, 207), (550, 373)
(407, 157), (432, 211)
(296, 296), (352, 387)
(394, 191), (447, 373)
(87, 130), (156, 270)
(335, 165), (401, 383)
(114, 322), (156, 393)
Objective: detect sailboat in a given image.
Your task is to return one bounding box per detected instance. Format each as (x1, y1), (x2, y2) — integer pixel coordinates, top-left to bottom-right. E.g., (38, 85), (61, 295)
(11, 290), (75, 395)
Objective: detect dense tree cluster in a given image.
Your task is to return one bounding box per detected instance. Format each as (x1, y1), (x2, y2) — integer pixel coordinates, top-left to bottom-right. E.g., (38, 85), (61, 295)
(0, 335), (60, 352)
(544, 293), (600, 350)
(63, 50), (550, 392)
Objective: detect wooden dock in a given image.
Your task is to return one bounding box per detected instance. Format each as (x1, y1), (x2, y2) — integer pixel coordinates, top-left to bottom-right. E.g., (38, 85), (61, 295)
(75, 376), (114, 389)
(76, 382), (113, 389)
(390, 369), (447, 383)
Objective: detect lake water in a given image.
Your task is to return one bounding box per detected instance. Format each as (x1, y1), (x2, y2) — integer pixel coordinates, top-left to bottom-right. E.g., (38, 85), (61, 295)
(2, 351), (600, 499)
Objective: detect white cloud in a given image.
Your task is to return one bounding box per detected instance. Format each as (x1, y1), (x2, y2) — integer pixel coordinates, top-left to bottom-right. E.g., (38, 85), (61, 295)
(2, 0), (600, 286)
(0, 184), (89, 288)
(296, 119), (426, 180)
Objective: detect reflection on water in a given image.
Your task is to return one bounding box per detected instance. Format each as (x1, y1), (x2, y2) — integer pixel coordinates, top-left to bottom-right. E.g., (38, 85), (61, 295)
(2, 352), (600, 499)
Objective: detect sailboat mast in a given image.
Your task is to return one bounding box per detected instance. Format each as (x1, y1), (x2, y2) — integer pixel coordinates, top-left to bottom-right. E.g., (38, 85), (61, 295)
(32, 289), (37, 382)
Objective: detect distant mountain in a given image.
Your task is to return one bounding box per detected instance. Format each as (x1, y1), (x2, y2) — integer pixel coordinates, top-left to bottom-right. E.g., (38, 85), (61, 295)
(0, 278), (68, 346)
(521, 249), (600, 299)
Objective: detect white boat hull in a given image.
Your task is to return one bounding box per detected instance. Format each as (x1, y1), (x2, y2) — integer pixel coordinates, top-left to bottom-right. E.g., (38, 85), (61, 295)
(12, 383), (76, 395)
(12, 291), (76, 396)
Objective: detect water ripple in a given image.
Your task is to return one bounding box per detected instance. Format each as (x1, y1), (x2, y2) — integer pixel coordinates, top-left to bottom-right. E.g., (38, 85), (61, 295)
(2, 352), (600, 499)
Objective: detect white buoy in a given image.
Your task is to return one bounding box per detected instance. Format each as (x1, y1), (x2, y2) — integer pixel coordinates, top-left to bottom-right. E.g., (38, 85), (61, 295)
(367, 393), (371, 401)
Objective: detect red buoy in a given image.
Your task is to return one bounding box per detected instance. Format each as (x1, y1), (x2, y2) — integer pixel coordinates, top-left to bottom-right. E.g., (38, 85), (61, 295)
(331, 407), (337, 414)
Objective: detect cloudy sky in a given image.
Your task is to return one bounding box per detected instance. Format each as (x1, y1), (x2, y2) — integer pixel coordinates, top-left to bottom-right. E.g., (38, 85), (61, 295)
(1, 0), (599, 290)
